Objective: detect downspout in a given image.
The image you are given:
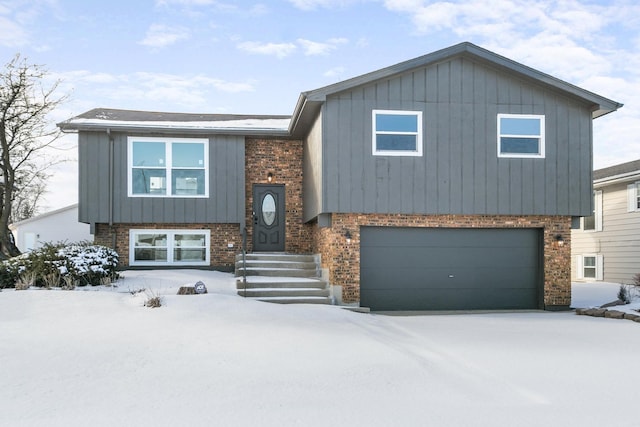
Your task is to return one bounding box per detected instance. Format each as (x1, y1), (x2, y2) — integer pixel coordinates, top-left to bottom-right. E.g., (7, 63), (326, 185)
(107, 129), (116, 250)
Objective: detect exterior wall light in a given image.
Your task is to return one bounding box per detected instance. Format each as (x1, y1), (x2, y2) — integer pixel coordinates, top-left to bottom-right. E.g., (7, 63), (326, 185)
(267, 172), (273, 183)
(345, 230), (352, 244)
(554, 234), (564, 246)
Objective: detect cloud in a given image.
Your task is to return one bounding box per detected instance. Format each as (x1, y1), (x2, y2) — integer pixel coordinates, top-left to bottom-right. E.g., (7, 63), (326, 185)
(139, 24), (190, 48)
(0, 16), (29, 47)
(324, 66), (345, 78)
(155, 0), (221, 5)
(237, 41), (297, 58)
(380, 0), (634, 82)
(297, 37), (347, 55)
(288, 0), (363, 10)
(54, 70), (255, 113)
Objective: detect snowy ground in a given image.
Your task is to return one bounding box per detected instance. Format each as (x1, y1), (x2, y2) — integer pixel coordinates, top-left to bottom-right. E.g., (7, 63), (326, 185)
(1, 271), (638, 427)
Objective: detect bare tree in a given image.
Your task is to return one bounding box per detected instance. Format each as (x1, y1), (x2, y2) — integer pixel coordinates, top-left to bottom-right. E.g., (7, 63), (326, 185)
(0, 54), (66, 259)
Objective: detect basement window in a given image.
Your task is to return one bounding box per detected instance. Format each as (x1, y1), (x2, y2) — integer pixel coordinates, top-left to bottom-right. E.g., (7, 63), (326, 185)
(130, 229), (210, 266)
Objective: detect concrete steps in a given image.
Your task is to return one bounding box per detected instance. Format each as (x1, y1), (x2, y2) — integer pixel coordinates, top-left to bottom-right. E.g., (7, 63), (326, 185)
(235, 253), (331, 305)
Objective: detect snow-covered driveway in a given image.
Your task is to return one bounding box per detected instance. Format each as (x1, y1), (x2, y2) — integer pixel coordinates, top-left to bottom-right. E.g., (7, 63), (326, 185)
(0, 271), (636, 426)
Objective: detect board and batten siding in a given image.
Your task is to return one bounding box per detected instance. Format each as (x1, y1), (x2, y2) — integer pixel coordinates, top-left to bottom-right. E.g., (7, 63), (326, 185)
(78, 131), (245, 225)
(572, 181), (640, 283)
(302, 112), (323, 222)
(317, 56), (593, 218)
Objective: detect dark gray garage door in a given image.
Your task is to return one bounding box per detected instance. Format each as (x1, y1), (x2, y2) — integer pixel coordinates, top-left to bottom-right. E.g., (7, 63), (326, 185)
(360, 227), (542, 311)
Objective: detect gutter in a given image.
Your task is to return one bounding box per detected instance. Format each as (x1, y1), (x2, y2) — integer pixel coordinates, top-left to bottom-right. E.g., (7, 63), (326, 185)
(594, 171), (640, 188)
(107, 129), (116, 251)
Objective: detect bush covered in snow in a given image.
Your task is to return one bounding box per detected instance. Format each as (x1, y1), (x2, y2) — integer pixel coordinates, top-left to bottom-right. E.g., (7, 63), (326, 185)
(0, 242), (119, 289)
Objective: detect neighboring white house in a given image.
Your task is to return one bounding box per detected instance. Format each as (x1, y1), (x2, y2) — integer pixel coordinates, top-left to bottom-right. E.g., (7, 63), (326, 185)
(572, 159), (640, 283)
(9, 204), (92, 252)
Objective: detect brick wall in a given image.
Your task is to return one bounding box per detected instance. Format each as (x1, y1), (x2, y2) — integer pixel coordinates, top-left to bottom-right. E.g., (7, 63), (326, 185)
(94, 223), (240, 268)
(312, 213), (572, 308)
(244, 138), (313, 253)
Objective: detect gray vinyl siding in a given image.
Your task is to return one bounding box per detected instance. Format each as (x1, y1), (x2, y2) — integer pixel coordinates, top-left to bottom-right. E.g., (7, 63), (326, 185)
(303, 112), (323, 222)
(319, 56), (593, 217)
(78, 131), (245, 225)
(572, 181), (640, 283)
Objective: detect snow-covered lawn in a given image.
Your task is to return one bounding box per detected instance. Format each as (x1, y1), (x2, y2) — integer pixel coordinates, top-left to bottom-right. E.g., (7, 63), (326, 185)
(1, 271), (637, 427)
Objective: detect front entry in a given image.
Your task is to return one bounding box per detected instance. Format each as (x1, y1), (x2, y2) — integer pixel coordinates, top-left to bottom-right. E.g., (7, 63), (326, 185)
(252, 184), (285, 252)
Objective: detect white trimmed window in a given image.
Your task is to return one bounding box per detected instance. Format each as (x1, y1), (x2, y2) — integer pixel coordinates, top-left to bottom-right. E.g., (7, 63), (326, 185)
(576, 254), (603, 281)
(582, 190), (602, 231)
(128, 137), (209, 197)
(627, 182), (640, 212)
(129, 229), (210, 266)
(372, 110), (423, 156)
(497, 114), (545, 158)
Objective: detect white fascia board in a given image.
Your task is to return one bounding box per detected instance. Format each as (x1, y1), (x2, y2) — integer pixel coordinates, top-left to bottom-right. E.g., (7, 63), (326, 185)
(594, 171), (640, 188)
(65, 118), (291, 132)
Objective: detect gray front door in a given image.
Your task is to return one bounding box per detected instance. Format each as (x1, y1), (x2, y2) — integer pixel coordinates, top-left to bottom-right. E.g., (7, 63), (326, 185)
(252, 184), (285, 252)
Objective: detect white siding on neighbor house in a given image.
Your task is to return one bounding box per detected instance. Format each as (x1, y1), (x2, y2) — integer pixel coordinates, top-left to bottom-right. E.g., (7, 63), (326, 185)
(10, 205), (92, 252)
(571, 181), (640, 283)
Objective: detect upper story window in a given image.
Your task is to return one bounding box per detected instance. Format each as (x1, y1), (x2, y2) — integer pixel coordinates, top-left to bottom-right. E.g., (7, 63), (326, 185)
(128, 137), (209, 197)
(497, 114), (545, 158)
(627, 182), (640, 212)
(372, 110), (423, 156)
(582, 190), (602, 231)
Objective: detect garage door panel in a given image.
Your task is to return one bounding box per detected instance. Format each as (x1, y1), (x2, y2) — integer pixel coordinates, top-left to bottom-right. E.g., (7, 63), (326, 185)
(360, 227), (542, 310)
(364, 247), (536, 270)
(361, 266), (538, 290)
(361, 288), (539, 311)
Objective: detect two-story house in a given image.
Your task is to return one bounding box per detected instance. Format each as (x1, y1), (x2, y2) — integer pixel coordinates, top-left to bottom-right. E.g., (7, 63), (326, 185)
(58, 42), (621, 311)
(572, 159), (640, 283)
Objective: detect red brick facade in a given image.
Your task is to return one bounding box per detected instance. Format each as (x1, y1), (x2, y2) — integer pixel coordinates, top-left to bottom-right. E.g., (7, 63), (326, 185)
(244, 138), (313, 253)
(312, 213), (572, 308)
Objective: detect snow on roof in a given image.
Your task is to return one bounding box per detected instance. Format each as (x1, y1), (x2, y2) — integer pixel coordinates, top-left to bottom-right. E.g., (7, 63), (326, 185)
(65, 117), (291, 131)
(58, 108), (291, 134)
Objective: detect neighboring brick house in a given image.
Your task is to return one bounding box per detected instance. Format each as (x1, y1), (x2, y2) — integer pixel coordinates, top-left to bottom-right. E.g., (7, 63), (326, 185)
(58, 42), (621, 311)
(572, 159), (640, 284)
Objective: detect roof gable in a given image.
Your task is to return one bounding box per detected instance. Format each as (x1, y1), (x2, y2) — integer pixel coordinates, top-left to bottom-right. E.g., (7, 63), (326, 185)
(290, 42), (622, 137)
(58, 42), (622, 139)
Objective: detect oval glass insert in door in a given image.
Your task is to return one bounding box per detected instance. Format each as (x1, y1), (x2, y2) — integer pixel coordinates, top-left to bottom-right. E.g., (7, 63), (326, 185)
(262, 193), (277, 226)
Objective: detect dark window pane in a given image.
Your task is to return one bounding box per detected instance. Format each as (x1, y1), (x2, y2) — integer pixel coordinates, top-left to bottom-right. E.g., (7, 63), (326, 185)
(174, 248), (206, 262)
(584, 267), (596, 278)
(376, 114), (418, 132)
(500, 137), (540, 154)
(583, 215), (595, 230)
(134, 248), (167, 262)
(132, 169), (166, 194)
(171, 169), (205, 195)
(376, 134), (417, 151)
